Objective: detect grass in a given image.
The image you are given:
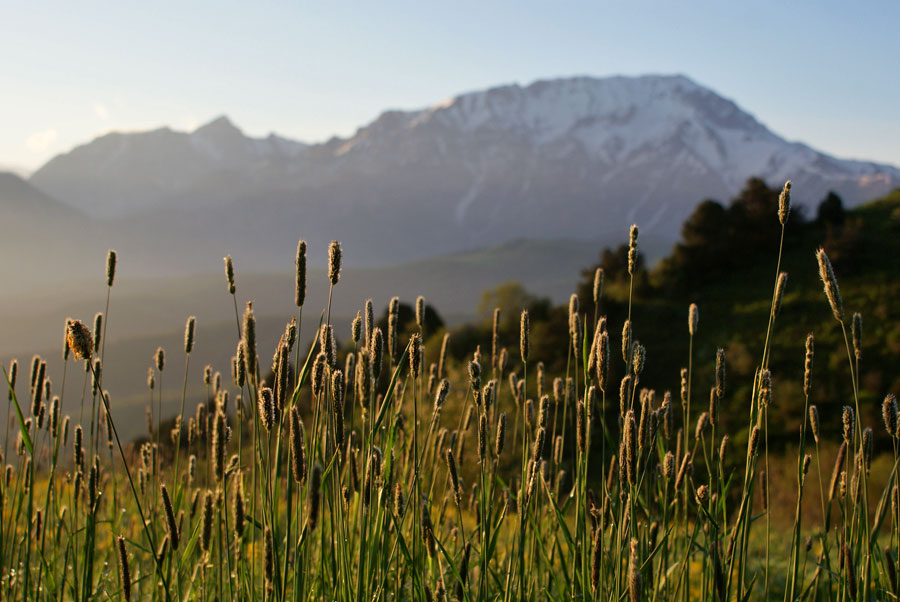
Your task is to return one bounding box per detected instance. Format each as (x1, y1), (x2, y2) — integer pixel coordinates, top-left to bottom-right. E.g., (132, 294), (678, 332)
(1, 185), (900, 601)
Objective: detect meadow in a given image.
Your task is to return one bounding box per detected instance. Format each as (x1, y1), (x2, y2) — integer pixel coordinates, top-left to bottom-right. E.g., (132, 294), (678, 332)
(2, 180), (900, 601)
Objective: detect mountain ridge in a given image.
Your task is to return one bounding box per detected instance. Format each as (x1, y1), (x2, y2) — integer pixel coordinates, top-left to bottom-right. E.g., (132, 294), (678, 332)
(21, 74), (900, 271)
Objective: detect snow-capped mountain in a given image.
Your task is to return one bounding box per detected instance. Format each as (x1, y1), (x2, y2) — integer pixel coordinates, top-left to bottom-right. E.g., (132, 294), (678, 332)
(28, 75), (900, 266)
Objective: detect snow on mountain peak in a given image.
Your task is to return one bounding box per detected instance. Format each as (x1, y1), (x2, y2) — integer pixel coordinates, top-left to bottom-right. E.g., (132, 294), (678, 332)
(27, 73), (900, 243)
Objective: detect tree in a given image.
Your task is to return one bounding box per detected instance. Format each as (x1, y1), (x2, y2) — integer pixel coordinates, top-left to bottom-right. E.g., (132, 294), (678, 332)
(653, 199), (731, 292)
(376, 300), (445, 339)
(818, 191), (846, 227)
(477, 282), (549, 332)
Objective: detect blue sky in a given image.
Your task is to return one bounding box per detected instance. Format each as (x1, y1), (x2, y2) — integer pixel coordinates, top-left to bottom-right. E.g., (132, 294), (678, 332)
(2, 1), (898, 171)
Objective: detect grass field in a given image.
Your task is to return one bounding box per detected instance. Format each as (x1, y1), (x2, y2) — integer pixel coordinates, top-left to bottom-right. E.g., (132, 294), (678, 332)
(2, 181), (899, 601)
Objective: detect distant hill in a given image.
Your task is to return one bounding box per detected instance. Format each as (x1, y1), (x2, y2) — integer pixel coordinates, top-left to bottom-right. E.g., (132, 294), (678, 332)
(0, 236), (604, 442)
(0, 171), (102, 289)
(0, 170), (80, 217)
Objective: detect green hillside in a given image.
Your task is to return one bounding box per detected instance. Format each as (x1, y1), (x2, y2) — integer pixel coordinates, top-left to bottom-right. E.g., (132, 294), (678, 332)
(446, 182), (900, 450)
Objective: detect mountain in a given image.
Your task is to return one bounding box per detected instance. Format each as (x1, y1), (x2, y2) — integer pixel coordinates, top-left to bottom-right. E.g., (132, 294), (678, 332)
(0, 172), (106, 289)
(27, 75), (900, 269)
(30, 116), (306, 217)
(0, 170), (79, 216)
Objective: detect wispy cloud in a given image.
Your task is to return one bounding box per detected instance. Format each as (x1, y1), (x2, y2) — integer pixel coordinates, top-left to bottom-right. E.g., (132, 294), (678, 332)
(93, 102), (110, 120)
(26, 128), (58, 153)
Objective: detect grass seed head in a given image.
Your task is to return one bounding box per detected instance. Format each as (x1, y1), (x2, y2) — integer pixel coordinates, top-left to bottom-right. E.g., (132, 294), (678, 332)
(49, 397), (59, 436)
(289, 408), (307, 485)
(295, 240), (307, 307)
(66, 321), (93, 360)
(438, 332), (450, 380)
(538, 395), (550, 428)
(773, 272), (788, 316)
(842, 405), (855, 443)
(311, 352), (327, 398)
(351, 311), (362, 345)
(8, 359), (17, 398)
(409, 333), (422, 379)
(483, 380), (496, 408)
(852, 312), (862, 360)
(446, 448), (461, 504)
(106, 249), (117, 287)
(619, 375), (633, 416)
(621, 320), (633, 364)
(117, 536), (131, 602)
(92, 313), (103, 354)
(576, 400), (586, 454)
(624, 410), (637, 485)
(258, 387), (276, 432)
(591, 527), (603, 592)
(816, 248), (843, 321)
(416, 295), (426, 330)
(628, 538), (642, 602)
(242, 302), (257, 384)
(31, 359), (45, 415)
(184, 316), (196, 354)
(863, 427), (874, 470)
(520, 309), (530, 363)
(468, 359), (482, 399)
(884, 394), (899, 438)
(154, 346), (165, 372)
(533, 426), (546, 462)
(809, 405), (820, 443)
(804, 334), (814, 397)
(223, 255), (235, 295)
(328, 240), (342, 285)
(495, 412), (507, 457)
(664, 451), (675, 480)
(696, 484), (709, 505)
(598, 331), (610, 392)
(628, 225), (639, 274)
(748, 426), (761, 458)
(570, 312), (583, 359)
(715, 348), (726, 399)
(631, 342), (645, 376)
(593, 268), (604, 305)
(201, 490), (213, 552)
(161, 484), (179, 550)
(321, 324), (336, 369)
(434, 378), (450, 411)
(264, 526), (275, 593)
(778, 180), (791, 225)
(478, 414), (488, 461)
(212, 411), (226, 482)
(695, 411), (709, 440)
(364, 298), (374, 345)
(688, 303), (699, 336)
